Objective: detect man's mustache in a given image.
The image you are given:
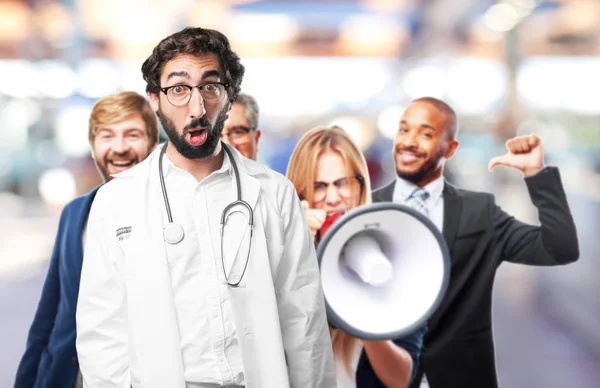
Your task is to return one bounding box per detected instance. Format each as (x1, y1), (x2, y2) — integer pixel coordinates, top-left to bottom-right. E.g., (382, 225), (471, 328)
(395, 146), (426, 158)
(105, 150), (136, 160)
(184, 117), (211, 132)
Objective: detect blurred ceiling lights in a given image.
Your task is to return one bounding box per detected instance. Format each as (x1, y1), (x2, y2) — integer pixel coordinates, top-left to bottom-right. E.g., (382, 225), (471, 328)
(0, 1), (31, 42)
(483, 0), (537, 32)
(38, 168), (77, 207)
(337, 14), (410, 57)
(360, 0), (416, 13)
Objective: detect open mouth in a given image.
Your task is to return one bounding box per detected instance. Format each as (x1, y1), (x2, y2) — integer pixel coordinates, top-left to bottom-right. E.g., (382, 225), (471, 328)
(186, 128), (208, 146)
(108, 159), (135, 172)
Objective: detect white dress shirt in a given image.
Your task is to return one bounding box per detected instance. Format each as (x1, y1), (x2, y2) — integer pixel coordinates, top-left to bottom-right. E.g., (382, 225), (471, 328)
(76, 227), (87, 388)
(157, 151), (244, 386)
(392, 175), (444, 388)
(392, 175), (445, 232)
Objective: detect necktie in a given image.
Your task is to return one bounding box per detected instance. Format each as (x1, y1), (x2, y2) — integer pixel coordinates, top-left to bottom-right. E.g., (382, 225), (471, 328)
(407, 188), (430, 217)
(409, 187), (431, 388)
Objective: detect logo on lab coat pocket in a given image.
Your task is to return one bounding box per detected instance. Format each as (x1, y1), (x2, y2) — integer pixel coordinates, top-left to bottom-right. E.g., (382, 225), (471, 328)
(116, 226), (132, 242)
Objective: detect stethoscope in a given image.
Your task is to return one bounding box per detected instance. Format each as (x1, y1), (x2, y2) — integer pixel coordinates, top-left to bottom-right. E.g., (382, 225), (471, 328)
(158, 141), (254, 287)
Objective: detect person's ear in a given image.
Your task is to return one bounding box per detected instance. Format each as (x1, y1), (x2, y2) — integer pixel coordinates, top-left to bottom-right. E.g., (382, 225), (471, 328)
(445, 139), (459, 159)
(148, 92), (160, 112)
(255, 129), (262, 144)
(89, 144), (96, 161)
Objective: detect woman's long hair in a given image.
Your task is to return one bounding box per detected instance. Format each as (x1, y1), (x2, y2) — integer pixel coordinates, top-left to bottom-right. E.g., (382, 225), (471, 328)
(286, 125), (372, 373)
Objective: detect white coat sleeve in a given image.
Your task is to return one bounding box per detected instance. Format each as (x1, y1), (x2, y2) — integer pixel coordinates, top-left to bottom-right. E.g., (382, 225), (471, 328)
(275, 182), (337, 388)
(76, 189), (130, 388)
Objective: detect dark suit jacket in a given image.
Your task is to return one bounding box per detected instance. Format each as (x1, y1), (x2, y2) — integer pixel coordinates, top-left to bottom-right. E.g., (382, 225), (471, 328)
(15, 187), (100, 388)
(372, 167), (579, 388)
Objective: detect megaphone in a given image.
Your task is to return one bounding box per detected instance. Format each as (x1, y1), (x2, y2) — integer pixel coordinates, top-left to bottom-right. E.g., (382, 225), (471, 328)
(316, 202), (450, 340)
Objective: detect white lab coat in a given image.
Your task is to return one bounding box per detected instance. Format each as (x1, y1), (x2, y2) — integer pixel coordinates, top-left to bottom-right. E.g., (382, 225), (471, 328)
(76, 146), (336, 388)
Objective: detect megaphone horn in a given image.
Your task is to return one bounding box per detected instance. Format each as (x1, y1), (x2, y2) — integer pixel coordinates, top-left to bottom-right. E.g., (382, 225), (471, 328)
(316, 202), (450, 340)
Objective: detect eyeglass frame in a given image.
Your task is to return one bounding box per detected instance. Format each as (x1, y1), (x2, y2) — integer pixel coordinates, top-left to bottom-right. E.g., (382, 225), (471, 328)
(221, 125), (256, 143)
(311, 175), (365, 202)
(159, 82), (230, 107)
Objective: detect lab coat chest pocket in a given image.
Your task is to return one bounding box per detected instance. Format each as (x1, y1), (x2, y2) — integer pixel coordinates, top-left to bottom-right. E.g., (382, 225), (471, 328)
(263, 208), (285, 275)
(122, 236), (160, 288)
(121, 238), (171, 326)
(122, 238), (146, 284)
(246, 213), (285, 284)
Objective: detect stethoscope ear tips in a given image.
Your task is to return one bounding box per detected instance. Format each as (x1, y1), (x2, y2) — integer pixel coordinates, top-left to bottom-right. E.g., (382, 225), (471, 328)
(164, 223), (185, 245)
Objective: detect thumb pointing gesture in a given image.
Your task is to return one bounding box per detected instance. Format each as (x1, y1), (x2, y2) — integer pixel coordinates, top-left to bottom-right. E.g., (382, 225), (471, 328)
(488, 134), (544, 177)
(488, 154), (519, 171)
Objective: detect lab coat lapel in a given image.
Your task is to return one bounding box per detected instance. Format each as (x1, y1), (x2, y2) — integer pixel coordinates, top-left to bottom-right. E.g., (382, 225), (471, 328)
(224, 155), (291, 388)
(226, 212), (291, 388)
(125, 159), (186, 387)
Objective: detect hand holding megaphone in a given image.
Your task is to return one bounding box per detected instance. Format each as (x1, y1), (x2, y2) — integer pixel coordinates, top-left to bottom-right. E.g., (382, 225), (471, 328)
(301, 200), (327, 240)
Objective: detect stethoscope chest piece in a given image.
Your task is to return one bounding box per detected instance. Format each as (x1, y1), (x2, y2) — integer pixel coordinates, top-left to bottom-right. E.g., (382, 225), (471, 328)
(163, 222), (184, 245)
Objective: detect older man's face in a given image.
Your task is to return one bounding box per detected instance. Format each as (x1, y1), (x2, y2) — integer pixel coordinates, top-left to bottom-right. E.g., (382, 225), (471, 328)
(221, 102), (261, 160)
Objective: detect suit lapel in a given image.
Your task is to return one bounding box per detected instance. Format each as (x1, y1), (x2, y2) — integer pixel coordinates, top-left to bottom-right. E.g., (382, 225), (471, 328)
(375, 179), (462, 249)
(372, 180), (396, 202)
(442, 182), (462, 250)
(72, 186), (101, 285)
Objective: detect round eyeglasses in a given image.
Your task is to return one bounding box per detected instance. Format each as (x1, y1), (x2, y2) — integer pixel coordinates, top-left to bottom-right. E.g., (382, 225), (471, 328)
(312, 176), (364, 203)
(160, 82), (229, 106)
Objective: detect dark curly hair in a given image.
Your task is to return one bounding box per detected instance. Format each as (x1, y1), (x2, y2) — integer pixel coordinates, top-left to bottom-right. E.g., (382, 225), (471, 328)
(141, 27), (245, 102)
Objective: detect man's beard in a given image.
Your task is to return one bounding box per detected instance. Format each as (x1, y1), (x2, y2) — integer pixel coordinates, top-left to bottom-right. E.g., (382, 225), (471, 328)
(395, 146), (445, 183)
(96, 150), (144, 182)
(157, 105), (228, 160)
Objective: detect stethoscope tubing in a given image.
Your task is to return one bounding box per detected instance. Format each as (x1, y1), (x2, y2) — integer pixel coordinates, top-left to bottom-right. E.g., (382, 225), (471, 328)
(158, 141), (253, 287)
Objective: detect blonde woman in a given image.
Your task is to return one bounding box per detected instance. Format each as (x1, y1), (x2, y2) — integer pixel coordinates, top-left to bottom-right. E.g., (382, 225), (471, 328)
(287, 125), (426, 388)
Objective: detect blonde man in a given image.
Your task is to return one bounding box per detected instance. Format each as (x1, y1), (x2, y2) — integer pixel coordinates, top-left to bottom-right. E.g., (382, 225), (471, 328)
(15, 91), (157, 388)
(287, 125), (426, 388)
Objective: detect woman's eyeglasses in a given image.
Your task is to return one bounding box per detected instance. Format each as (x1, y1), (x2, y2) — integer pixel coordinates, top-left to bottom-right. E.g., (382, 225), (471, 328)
(313, 176), (364, 202)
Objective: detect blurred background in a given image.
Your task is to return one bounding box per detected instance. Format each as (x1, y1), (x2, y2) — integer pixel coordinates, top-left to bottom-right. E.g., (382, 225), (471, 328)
(0, 0), (599, 386)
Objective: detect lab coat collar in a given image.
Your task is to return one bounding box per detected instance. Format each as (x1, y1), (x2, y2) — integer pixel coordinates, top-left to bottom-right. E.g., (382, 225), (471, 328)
(115, 142), (265, 222)
(116, 142), (268, 181)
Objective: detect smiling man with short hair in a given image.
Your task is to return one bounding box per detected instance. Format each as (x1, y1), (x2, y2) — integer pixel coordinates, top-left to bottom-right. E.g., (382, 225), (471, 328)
(15, 91), (157, 388)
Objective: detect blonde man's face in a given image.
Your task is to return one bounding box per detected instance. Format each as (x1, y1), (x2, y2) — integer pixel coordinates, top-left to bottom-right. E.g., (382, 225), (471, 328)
(91, 113), (155, 182)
